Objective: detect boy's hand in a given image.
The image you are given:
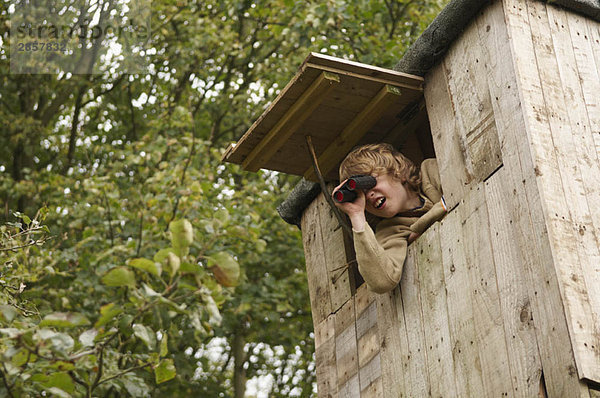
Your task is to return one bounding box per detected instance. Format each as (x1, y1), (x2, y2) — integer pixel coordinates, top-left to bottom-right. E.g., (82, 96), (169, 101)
(332, 180), (367, 231)
(408, 232), (421, 244)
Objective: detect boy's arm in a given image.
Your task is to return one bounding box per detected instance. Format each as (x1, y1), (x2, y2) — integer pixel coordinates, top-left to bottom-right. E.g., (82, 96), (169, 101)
(353, 221), (411, 294)
(411, 158), (447, 235)
(410, 199), (447, 235)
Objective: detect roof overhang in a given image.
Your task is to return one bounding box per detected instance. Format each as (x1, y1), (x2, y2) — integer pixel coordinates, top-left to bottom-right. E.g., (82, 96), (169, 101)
(222, 52), (425, 182)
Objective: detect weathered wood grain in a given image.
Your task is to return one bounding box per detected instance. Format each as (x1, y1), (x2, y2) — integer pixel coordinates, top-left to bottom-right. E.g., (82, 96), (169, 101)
(301, 194), (331, 324)
(460, 185), (513, 396)
(320, 189), (353, 314)
(416, 225), (457, 398)
(525, 0), (600, 382)
(547, 4), (600, 382)
(424, 61), (469, 210)
(439, 207), (485, 397)
(358, 354), (382, 397)
(488, 0), (583, 395)
(586, 17), (600, 156)
(485, 168), (543, 397)
(399, 245), (430, 396)
(375, 288), (409, 397)
(335, 297), (358, 390)
(314, 315), (338, 398)
(337, 374), (360, 398)
(443, 11), (503, 183)
(356, 301), (379, 369)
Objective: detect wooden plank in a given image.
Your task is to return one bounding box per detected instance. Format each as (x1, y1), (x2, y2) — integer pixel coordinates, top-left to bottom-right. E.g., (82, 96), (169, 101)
(443, 12), (503, 182)
(471, 5), (543, 395)
(424, 62), (469, 209)
(354, 283), (375, 319)
(586, 17), (600, 156)
(416, 224), (458, 398)
(356, 301), (379, 368)
(301, 194), (331, 324)
(353, 286), (382, 395)
(485, 168), (543, 397)
(375, 288), (408, 397)
(488, 0), (583, 395)
(439, 207), (486, 397)
(526, 0), (600, 382)
(335, 297), (358, 389)
(242, 71), (339, 172)
(382, 99), (427, 147)
(359, 354), (382, 397)
(304, 52), (424, 90)
(399, 246), (430, 396)
(222, 67), (323, 164)
(314, 315), (338, 398)
(563, 10), (600, 244)
(320, 185), (353, 313)
(460, 185), (513, 396)
(304, 84), (403, 181)
(338, 374), (360, 398)
(547, 5), (600, 383)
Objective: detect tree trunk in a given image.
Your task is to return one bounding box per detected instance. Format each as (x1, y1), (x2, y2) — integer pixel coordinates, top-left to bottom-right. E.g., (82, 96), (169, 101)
(65, 87), (85, 173)
(232, 330), (247, 398)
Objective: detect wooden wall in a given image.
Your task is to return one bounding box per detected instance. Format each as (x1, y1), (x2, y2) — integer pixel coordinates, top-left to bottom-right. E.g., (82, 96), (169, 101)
(301, 0), (600, 397)
(426, 0), (600, 393)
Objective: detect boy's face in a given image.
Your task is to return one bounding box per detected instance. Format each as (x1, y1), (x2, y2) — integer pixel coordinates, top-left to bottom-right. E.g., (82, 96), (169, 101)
(363, 173), (415, 218)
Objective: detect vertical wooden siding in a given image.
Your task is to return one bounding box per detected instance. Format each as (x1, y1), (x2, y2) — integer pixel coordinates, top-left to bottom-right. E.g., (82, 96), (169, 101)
(302, 1), (600, 396)
(502, 0), (600, 386)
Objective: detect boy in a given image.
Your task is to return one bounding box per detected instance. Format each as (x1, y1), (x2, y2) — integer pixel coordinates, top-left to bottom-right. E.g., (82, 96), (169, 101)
(333, 143), (447, 293)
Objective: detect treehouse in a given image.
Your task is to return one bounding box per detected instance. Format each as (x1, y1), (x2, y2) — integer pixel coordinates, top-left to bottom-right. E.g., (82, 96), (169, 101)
(223, 0), (600, 396)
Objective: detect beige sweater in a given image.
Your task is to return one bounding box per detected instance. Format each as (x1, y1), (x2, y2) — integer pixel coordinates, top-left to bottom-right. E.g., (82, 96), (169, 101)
(352, 159), (446, 293)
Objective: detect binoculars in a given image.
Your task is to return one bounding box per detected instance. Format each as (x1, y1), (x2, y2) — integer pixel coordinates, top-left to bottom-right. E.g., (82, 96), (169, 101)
(333, 175), (377, 203)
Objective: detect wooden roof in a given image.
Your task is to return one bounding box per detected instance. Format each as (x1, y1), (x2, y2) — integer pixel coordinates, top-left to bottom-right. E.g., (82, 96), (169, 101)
(222, 53), (424, 182)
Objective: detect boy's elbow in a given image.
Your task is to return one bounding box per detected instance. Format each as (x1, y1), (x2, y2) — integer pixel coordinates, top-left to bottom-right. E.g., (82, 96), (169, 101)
(366, 279), (398, 294)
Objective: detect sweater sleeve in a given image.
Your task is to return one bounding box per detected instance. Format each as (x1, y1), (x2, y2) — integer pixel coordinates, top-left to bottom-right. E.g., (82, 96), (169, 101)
(410, 200), (447, 235)
(353, 221), (411, 294)
(411, 158), (447, 234)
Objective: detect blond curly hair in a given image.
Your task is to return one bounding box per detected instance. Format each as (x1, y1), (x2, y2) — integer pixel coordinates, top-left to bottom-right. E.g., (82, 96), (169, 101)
(339, 143), (421, 193)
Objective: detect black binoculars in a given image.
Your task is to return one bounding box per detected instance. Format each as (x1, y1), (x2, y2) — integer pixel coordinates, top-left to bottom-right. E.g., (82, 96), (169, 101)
(333, 175), (377, 203)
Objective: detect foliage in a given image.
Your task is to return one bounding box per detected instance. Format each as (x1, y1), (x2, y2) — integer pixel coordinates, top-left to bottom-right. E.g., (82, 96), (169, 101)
(0, 137), (305, 397)
(0, 0), (448, 396)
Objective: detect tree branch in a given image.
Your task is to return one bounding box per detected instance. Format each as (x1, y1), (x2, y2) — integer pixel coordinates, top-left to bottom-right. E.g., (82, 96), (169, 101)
(96, 362), (152, 387)
(136, 210), (144, 257)
(65, 86), (85, 173)
(0, 366), (15, 398)
(102, 190), (115, 247)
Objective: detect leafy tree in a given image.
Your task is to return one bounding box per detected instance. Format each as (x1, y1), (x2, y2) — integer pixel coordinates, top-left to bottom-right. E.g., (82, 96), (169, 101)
(0, 0), (448, 396)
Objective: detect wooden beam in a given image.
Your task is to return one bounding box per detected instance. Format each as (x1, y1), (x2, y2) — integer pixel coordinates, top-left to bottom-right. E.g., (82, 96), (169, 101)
(306, 62), (424, 91)
(241, 72), (339, 172)
(303, 84), (402, 181)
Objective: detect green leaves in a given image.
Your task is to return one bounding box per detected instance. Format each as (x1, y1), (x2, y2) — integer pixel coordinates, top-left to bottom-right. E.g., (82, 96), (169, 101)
(154, 358), (176, 384)
(169, 219), (194, 257)
(129, 258), (162, 277)
(0, 305), (19, 323)
(40, 312), (91, 328)
(165, 252), (181, 277)
(40, 372), (75, 397)
(133, 324), (156, 350)
(208, 252), (240, 287)
(101, 267), (136, 288)
(95, 303), (124, 328)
